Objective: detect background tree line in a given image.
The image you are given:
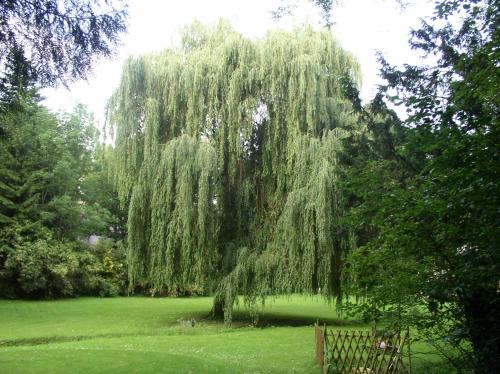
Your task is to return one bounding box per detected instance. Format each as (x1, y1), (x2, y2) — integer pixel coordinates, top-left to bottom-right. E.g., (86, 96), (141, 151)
(0, 78), (127, 298)
(0, 0), (128, 298)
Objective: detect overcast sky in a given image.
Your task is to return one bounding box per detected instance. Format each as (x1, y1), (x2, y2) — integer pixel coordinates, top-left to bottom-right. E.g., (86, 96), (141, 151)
(41, 0), (434, 124)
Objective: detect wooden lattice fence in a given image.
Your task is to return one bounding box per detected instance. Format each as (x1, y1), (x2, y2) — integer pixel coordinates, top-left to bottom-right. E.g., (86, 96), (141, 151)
(315, 323), (412, 374)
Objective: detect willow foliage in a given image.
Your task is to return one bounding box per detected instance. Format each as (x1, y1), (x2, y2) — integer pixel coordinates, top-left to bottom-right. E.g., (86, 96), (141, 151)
(108, 20), (362, 317)
(128, 134), (220, 293)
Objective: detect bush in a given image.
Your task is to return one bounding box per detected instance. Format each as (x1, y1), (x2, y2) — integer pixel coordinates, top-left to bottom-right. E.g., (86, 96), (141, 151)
(4, 240), (77, 298)
(0, 232), (127, 299)
(72, 239), (127, 297)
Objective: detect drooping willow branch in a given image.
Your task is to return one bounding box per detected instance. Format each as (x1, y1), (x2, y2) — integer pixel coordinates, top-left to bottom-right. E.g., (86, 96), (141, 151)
(108, 20), (363, 318)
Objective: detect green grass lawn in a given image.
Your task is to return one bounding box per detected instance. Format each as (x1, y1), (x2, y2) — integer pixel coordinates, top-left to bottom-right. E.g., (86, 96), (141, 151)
(0, 296), (445, 373)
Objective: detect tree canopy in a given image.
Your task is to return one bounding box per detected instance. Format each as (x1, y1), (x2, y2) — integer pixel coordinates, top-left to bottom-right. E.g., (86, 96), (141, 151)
(0, 0), (127, 88)
(108, 21), (362, 315)
(339, 0), (499, 371)
(0, 92), (127, 298)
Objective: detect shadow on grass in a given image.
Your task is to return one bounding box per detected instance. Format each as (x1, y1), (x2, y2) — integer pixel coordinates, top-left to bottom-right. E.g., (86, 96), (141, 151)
(0, 327), (210, 348)
(0, 335), (112, 348)
(254, 313), (361, 328)
(204, 310), (363, 329)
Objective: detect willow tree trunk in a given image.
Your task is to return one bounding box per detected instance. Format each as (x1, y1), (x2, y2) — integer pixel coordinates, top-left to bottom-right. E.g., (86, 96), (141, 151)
(211, 297), (225, 320)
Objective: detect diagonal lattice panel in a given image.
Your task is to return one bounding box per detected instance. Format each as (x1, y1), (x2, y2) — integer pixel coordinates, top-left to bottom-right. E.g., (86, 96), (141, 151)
(315, 323), (411, 374)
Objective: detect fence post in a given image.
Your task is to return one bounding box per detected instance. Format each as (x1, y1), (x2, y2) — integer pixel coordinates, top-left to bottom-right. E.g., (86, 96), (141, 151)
(407, 327), (412, 374)
(315, 321), (325, 368)
(323, 323), (327, 374)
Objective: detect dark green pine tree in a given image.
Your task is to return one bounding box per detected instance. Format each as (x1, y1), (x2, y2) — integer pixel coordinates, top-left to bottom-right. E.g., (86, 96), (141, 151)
(0, 53), (43, 231)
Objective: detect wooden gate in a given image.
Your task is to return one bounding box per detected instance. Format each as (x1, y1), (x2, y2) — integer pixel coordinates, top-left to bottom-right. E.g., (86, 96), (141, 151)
(314, 323), (411, 374)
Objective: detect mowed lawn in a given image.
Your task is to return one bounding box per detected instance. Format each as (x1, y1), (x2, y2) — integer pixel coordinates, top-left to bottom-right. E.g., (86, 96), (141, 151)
(0, 296), (442, 373)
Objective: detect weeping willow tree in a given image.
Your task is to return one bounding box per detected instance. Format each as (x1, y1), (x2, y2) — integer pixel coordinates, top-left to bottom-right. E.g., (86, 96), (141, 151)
(107, 20), (363, 319)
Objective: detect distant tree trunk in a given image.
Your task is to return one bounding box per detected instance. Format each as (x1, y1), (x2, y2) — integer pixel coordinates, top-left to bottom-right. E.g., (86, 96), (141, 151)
(211, 297), (225, 320)
(463, 288), (500, 373)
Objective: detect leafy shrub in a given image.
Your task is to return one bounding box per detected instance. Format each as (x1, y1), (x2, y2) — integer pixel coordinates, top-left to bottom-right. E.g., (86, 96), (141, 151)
(4, 239), (77, 298)
(0, 229), (127, 298)
(72, 239), (127, 297)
